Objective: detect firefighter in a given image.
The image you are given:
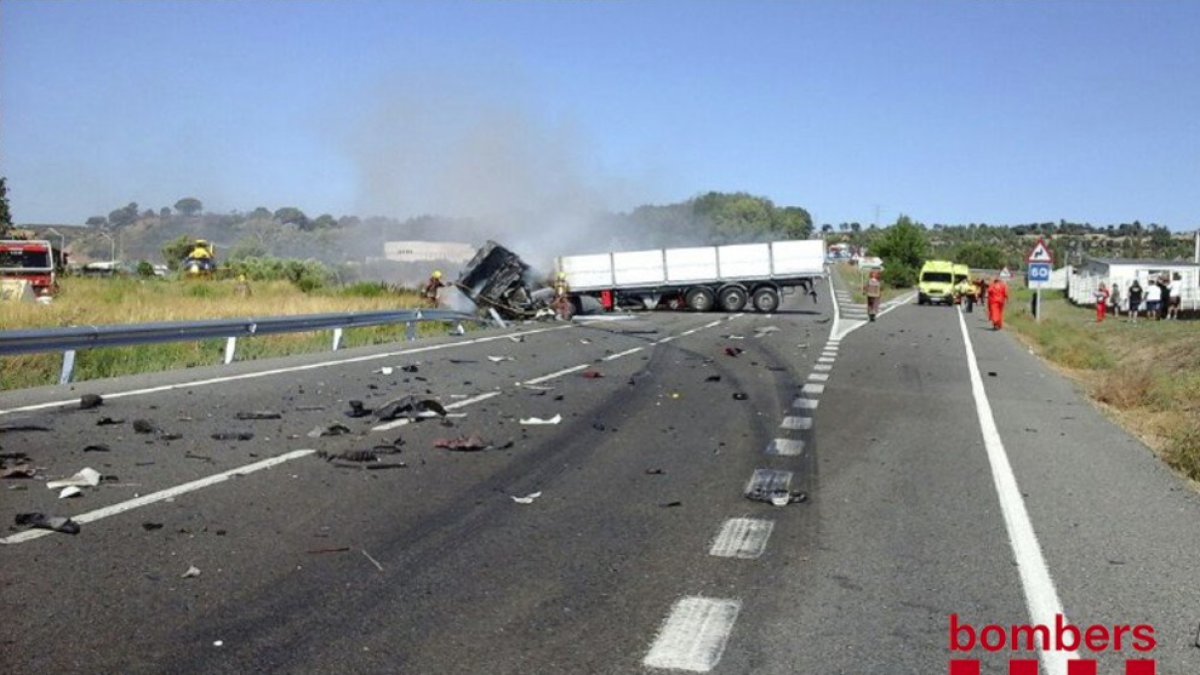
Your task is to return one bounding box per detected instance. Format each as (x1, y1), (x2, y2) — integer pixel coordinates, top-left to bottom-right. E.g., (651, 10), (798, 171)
(863, 269), (882, 321)
(987, 277), (1009, 330)
(553, 271), (572, 319)
(422, 270), (446, 305)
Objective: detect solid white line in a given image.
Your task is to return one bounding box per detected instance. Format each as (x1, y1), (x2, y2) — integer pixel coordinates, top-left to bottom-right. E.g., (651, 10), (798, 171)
(801, 383), (825, 395)
(524, 364), (590, 385)
(0, 326), (573, 417)
(0, 449), (316, 545)
(780, 416), (813, 431)
(765, 438), (805, 456)
(603, 347), (645, 361)
(371, 391), (502, 431)
(956, 308), (1077, 675)
(643, 597), (741, 672)
(808, 373), (829, 382)
(792, 398), (818, 410)
(813, 364), (833, 372)
(710, 518), (775, 559)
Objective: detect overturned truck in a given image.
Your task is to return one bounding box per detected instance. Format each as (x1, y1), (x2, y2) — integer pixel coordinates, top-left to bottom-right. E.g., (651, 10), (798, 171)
(457, 239), (827, 320)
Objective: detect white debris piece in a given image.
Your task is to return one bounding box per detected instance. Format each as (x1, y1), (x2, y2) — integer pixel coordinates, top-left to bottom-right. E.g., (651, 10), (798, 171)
(520, 414), (562, 425)
(46, 467), (102, 490)
(511, 491), (542, 504)
(378, 366), (394, 375)
(182, 566), (202, 579)
(58, 486), (83, 499)
(487, 355), (514, 363)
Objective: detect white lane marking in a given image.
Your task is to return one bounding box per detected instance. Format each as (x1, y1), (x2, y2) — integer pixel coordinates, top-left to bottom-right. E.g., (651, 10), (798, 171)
(1, 449), (316, 545)
(657, 336), (677, 344)
(603, 347), (645, 361)
(371, 391), (502, 432)
(524, 364), (590, 385)
(0, 326), (573, 417)
(745, 468), (793, 494)
(813, 364), (833, 372)
(680, 329), (699, 336)
(780, 416), (813, 431)
(792, 398), (818, 410)
(710, 518), (774, 559)
(766, 438), (805, 456)
(956, 308), (1077, 675)
(808, 373), (829, 382)
(643, 597), (741, 672)
(828, 278), (842, 342)
(817, 357), (836, 363)
(704, 320), (722, 328)
(801, 383), (825, 395)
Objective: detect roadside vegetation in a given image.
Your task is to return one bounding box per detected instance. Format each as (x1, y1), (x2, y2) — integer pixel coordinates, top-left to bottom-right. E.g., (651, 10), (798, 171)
(1007, 289), (1200, 483)
(834, 263), (910, 305)
(0, 275), (435, 390)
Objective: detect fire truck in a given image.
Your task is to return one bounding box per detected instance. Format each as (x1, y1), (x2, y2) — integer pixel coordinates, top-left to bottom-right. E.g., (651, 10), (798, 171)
(0, 239), (61, 296)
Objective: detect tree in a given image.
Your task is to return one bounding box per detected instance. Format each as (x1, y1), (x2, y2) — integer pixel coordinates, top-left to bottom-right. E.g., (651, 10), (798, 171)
(274, 206), (308, 228)
(953, 242), (1006, 270)
(0, 177), (11, 236)
(160, 207), (172, 218)
(174, 197), (203, 217)
(821, 224), (833, 233)
(162, 234), (194, 270)
(108, 202), (139, 228)
(873, 215), (929, 287)
(311, 213), (337, 230)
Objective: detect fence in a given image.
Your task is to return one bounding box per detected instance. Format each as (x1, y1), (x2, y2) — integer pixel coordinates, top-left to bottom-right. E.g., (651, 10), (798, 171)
(0, 308), (487, 386)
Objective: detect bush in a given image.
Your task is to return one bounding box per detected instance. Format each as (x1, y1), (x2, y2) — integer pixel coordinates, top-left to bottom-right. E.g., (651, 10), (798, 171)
(225, 256), (332, 292)
(881, 262), (917, 288)
(136, 260), (155, 278)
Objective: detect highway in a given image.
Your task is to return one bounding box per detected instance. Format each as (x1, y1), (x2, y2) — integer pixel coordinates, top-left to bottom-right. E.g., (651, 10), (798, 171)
(2, 280), (1199, 675)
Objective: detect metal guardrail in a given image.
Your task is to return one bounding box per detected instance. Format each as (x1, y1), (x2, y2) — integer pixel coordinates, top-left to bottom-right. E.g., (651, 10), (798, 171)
(0, 308), (487, 386)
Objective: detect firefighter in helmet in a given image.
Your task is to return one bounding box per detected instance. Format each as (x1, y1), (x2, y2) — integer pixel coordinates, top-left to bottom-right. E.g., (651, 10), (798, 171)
(553, 271), (572, 319)
(422, 270), (446, 305)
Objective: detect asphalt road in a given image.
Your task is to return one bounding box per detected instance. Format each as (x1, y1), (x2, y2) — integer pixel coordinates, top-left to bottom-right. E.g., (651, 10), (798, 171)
(2, 280), (1198, 675)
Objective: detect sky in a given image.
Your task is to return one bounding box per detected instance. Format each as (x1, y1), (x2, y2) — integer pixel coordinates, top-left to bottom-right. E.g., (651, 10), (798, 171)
(2, 0), (1199, 231)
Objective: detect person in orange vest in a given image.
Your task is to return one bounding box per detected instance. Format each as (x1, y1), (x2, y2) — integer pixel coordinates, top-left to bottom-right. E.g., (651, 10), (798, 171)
(1094, 282), (1110, 322)
(987, 278), (1009, 330)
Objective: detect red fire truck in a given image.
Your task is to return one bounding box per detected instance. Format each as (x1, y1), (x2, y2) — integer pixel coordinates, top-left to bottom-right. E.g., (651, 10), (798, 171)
(0, 239), (60, 296)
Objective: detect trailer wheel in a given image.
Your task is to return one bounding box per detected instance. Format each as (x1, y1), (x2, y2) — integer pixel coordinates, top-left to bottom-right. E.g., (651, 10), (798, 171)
(685, 287), (716, 312)
(752, 287), (780, 313)
(718, 286), (748, 312)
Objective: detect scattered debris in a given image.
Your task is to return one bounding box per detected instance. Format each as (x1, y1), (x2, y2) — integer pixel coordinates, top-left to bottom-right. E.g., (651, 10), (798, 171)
(732, 393), (749, 401)
(401, 364), (420, 373)
(704, 375), (722, 382)
(581, 369), (604, 379)
(487, 355), (514, 363)
(235, 411), (282, 420)
(83, 444), (111, 453)
(185, 452), (214, 462)
(659, 501), (683, 508)
(374, 396), (448, 422)
(508, 335), (525, 343)
(724, 347), (744, 357)
(520, 414), (562, 425)
(331, 461), (407, 470)
(448, 359), (478, 365)
(307, 546), (350, 554)
(746, 488), (807, 506)
(346, 400), (373, 418)
(142, 521), (164, 531)
(0, 423), (52, 433)
(307, 422), (352, 438)
(211, 432), (254, 442)
(579, 338), (592, 344)
(433, 435), (488, 451)
(14, 512), (80, 535)
(754, 326), (781, 338)
(132, 419), (157, 434)
(181, 565), (202, 579)
(362, 549), (385, 571)
(46, 467), (102, 490)
(159, 432), (183, 441)
(987, 372), (997, 377)
(645, 468), (665, 475)
(295, 405), (327, 412)
(591, 422), (606, 431)
(378, 366), (394, 375)
(0, 464), (36, 479)
(318, 449), (380, 463)
(96, 417), (124, 426)
(58, 486), (83, 499)
(79, 394), (104, 409)
(511, 491), (542, 504)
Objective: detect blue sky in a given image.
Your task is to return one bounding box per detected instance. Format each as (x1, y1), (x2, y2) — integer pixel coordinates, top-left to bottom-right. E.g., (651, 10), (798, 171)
(3, 0), (1199, 230)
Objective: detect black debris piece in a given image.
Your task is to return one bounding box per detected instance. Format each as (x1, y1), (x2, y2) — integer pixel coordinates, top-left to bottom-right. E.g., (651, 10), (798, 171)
(724, 347), (744, 357)
(308, 422), (352, 438)
(235, 411), (282, 420)
(0, 464), (36, 479)
(346, 400), (373, 418)
(745, 487), (808, 506)
(645, 468), (665, 475)
(449, 359), (477, 365)
(185, 452), (213, 462)
(212, 432), (254, 441)
(581, 370), (604, 379)
(319, 449), (379, 462)
(402, 365), (419, 373)
(330, 461), (408, 470)
(433, 435), (487, 451)
(704, 375), (722, 382)
(374, 396), (447, 422)
(132, 419), (157, 434)
(142, 521), (164, 531)
(159, 433), (183, 441)
(83, 444), (111, 453)
(987, 372), (997, 377)
(295, 405), (327, 412)
(0, 424), (52, 433)
(80, 394), (104, 410)
(592, 422), (606, 431)
(96, 417), (124, 426)
(15, 512), (80, 535)
(659, 501), (683, 508)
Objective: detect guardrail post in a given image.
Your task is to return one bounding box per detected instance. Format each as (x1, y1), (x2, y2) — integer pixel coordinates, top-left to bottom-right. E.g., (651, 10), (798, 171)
(332, 327), (344, 352)
(224, 337), (237, 365)
(59, 350), (76, 385)
(405, 322), (417, 342)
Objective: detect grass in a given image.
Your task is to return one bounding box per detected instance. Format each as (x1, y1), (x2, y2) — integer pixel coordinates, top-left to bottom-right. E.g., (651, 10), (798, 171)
(833, 263), (911, 304)
(1006, 287), (1200, 482)
(0, 276), (453, 390)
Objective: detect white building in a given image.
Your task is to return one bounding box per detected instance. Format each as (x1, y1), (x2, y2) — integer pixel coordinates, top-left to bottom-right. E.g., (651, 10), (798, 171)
(1069, 257), (1200, 310)
(383, 241), (477, 263)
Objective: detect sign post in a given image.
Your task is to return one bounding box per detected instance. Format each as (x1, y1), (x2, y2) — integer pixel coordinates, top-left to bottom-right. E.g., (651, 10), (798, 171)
(1026, 239), (1054, 323)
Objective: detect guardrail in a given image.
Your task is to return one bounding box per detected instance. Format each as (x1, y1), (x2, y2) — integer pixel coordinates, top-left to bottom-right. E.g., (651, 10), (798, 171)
(0, 308), (488, 386)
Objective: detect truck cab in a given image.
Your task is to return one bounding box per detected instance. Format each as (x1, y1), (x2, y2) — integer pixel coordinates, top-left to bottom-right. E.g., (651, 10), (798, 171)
(0, 239), (58, 296)
(917, 260), (956, 305)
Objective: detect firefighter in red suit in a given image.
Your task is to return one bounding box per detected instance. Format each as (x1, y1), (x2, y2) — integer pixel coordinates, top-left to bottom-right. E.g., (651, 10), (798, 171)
(987, 278), (1009, 330)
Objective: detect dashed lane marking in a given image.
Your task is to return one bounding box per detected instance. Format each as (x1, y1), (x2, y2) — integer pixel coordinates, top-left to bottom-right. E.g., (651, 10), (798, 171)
(603, 347), (645, 361)
(643, 597), (741, 672)
(765, 438), (805, 456)
(792, 398), (818, 410)
(709, 518), (775, 559)
(813, 364), (833, 372)
(780, 416), (813, 431)
(817, 357), (836, 363)
(808, 373), (829, 382)
(801, 383), (825, 395)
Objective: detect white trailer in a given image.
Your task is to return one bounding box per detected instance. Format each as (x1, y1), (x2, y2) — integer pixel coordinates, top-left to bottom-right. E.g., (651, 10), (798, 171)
(556, 239), (826, 313)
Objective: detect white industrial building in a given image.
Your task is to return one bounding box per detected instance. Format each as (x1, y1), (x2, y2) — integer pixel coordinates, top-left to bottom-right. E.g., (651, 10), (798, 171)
(383, 241), (476, 263)
(1068, 257), (1200, 310)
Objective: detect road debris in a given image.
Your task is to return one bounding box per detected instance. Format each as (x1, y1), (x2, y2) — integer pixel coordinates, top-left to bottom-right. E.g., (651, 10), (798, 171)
(331, 461), (408, 470)
(378, 366), (395, 375)
(212, 432), (254, 441)
(307, 546), (350, 554)
(318, 449), (381, 462)
(185, 452), (214, 462)
(511, 491), (542, 504)
(374, 396), (448, 422)
(132, 419), (157, 434)
(487, 355), (515, 363)
(346, 400), (373, 418)
(142, 521), (164, 531)
(58, 486), (83, 499)
(362, 549), (385, 571)
(704, 375), (722, 383)
(0, 423), (52, 433)
(14, 512), (80, 535)
(1, 461), (36, 479)
(433, 435), (487, 451)
(79, 394), (104, 409)
(745, 487), (807, 506)
(235, 411), (282, 420)
(181, 565), (202, 579)
(754, 326), (781, 338)
(83, 444), (111, 453)
(581, 369), (604, 379)
(732, 393), (749, 401)
(645, 468), (665, 475)
(307, 422), (352, 438)
(659, 501), (683, 508)
(520, 414), (562, 425)
(724, 347), (744, 357)
(46, 467), (102, 490)
(96, 417), (124, 426)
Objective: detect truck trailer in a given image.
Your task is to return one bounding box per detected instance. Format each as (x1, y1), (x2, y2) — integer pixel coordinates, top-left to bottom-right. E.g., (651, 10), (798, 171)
(556, 239), (826, 313)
